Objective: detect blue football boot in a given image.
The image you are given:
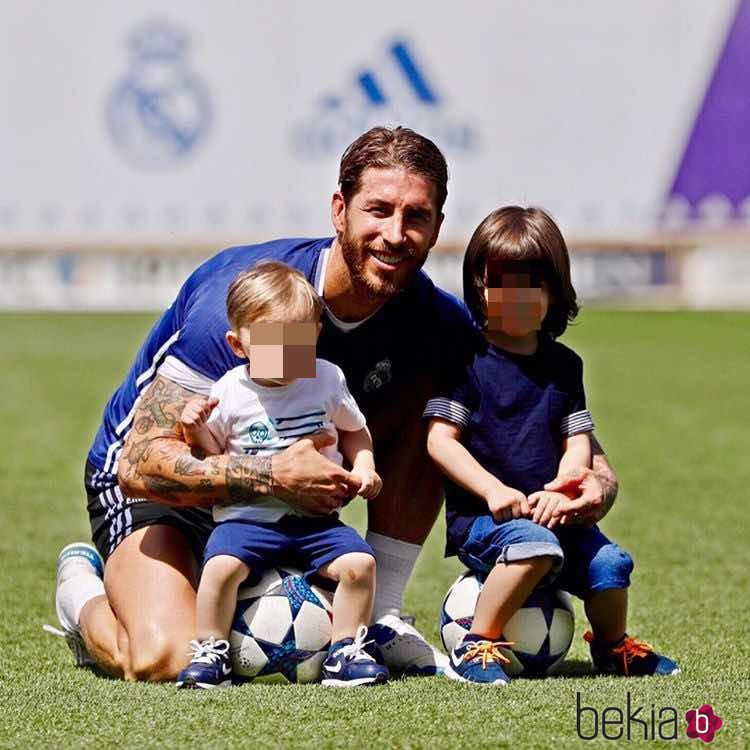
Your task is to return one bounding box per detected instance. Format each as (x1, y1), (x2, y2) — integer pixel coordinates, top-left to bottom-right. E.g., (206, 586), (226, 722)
(584, 631), (680, 676)
(321, 625), (389, 687)
(177, 638), (232, 689)
(445, 636), (512, 686)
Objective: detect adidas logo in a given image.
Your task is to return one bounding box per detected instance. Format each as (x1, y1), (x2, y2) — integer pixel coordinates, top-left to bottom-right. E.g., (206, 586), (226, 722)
(291, 37), (479, 158)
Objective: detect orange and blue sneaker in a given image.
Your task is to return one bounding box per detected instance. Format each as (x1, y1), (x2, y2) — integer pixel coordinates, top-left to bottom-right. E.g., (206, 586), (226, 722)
(445, 635), (512, 686)
(584, 631), (680, 676)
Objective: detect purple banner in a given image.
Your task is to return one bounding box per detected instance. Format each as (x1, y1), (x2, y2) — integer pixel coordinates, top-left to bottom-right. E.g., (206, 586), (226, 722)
(667, 0), (750, 224)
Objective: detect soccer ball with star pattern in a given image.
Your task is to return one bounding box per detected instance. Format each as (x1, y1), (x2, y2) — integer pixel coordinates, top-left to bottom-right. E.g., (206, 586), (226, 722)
(229, 567), (333, 683)
(440, 570), (575, 676)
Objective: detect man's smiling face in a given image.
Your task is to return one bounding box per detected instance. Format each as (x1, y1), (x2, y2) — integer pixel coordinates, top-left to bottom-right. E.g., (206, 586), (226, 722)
(332, 167), (443, 299)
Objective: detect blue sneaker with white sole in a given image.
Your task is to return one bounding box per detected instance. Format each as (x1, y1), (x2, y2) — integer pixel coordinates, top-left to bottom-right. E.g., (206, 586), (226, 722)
(177, 638), (233, 689)
(321, 625), (389, 687)
(445, 636), (512, 686)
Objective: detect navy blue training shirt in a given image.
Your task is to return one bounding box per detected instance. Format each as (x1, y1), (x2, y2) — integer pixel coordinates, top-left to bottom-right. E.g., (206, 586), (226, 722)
(423, 331), (595, 555)
(87, 237), (472, 489)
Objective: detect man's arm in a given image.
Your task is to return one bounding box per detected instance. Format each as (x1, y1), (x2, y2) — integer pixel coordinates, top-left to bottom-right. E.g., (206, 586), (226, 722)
(543, 433), (619, 525)
(117, 375), (359, 511)
(590, 434), (619, 519)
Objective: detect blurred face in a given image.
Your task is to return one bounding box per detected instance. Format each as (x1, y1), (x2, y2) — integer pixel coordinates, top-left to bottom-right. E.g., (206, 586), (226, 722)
(332, 167), (443, 299)
(485, 272), (550, 337)
(227, 321), (319, 382)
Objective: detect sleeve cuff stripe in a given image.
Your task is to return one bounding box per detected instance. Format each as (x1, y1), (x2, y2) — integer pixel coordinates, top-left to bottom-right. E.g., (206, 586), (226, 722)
(423, 398), (471, 427)
(560, 410), (595, 435)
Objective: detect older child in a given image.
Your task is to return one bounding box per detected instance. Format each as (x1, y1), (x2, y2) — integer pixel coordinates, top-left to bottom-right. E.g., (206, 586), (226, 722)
(176, 261), (388, 689)
(424, 207), (678, 685)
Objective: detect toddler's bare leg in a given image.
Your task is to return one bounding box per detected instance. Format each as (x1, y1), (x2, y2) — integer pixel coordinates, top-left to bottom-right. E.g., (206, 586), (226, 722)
(196, 555), (250, 640)
(318, 553), (376, 643)
(470, 557), (555, 638)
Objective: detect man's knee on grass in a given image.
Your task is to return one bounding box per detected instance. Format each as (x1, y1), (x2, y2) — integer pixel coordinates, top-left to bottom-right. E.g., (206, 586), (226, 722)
(125, 625), (193, 682)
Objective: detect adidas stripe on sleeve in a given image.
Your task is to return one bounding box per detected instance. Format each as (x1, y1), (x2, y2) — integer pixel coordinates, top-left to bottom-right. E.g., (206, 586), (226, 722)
(560, 409), (595, 436)
(422, 397), (472, 428)
(422, 359), (479, 429)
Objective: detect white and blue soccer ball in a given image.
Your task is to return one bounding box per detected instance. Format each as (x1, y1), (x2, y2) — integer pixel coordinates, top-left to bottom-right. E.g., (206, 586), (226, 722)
(230, 567), (333, 683)
(440, 570), (575, 676)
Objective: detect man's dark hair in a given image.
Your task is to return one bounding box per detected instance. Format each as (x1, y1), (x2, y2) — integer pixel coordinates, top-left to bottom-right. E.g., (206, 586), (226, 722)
(338, 126), (448, 212)
(463, 206), (580, 337)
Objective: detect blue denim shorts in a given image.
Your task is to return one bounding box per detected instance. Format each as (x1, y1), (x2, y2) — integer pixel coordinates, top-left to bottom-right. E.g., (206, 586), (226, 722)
(456, 516), (634, 598)
(205, 515), (373, 578)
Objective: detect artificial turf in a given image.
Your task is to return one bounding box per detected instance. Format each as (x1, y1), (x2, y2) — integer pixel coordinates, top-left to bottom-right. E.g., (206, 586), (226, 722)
(1, 310), (748, 748)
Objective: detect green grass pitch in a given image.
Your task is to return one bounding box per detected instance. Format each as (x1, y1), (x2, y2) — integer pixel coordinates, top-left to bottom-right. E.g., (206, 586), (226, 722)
(1, 310), (748, 748)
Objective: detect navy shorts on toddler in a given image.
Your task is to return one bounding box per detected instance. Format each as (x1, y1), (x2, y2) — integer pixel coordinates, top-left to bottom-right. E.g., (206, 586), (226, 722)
(204, 514), (374, 577)
(455, 516), (634, 599)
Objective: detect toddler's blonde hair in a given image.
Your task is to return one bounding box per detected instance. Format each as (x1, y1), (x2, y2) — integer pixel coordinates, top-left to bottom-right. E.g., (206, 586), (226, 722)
(226, 260), (323, 330)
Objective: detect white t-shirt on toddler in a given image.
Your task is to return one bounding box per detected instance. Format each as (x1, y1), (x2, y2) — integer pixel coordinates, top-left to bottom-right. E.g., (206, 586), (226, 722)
(206, 359), (367, 524)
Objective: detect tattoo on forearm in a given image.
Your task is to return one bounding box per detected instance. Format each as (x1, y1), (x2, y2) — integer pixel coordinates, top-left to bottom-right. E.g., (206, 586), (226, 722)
(225, 455), (273, 505)
(148, 401), (176, 428)
(123, 437), (150, 466)
(133, 416), (153, 435)
(140, 377), (188, 431)
(598, 472), (618, 508)
(592, 457), (618, 514)
(142, 475), (192, 500)
(119, 376), (196, 496)
(174, 453), (209, 477)
(205, 456), (223, 477)
(120, 376), (276, 507)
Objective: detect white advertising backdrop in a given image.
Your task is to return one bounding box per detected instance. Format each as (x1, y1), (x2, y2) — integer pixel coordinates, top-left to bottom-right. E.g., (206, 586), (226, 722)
(0, 0), (737, 246)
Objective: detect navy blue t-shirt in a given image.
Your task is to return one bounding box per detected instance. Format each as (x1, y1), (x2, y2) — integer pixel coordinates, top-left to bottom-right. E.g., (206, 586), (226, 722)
(423, 331), (595, 555)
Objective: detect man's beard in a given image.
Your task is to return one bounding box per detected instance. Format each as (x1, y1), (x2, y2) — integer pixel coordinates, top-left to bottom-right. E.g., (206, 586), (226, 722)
(340, 229), (418, 300)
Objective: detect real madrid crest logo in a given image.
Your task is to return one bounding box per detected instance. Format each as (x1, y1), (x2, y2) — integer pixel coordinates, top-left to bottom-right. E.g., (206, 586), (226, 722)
(363, 358), (393, 393)
(106, 20), (211, 170)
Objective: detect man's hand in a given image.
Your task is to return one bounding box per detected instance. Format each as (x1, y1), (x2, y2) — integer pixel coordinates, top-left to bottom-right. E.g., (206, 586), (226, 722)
(542, 467), (605, 526)
(270, 432), (361, 514)
(485, 483), (529, 522)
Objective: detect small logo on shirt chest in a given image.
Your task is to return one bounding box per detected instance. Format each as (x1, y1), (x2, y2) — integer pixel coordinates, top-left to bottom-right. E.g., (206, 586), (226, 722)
(363, 358), (393, 393)
(248, 422), (270, 443)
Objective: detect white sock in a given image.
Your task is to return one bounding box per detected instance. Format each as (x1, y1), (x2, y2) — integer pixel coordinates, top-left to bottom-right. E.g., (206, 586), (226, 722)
(56, 570), (105, 632)
(366, 531), (421, 620)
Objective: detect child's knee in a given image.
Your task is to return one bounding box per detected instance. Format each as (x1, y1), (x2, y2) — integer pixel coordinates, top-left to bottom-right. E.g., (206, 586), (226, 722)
(498, 519), (563, 561)
(459, 517), (564, 579)
(589, 544), (634, 590)
(511, 519), (559, 545)
(337, 553), (376, 586)
(203, 554), (250, 585)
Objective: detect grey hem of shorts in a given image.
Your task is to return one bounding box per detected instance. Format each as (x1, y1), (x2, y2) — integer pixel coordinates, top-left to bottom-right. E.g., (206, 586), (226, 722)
(496, 541), (565, 578)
